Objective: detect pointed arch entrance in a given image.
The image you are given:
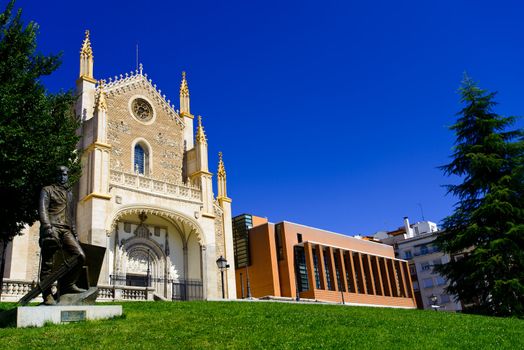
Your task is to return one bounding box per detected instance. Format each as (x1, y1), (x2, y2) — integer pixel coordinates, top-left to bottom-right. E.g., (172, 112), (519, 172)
(107, 206), (205, 300)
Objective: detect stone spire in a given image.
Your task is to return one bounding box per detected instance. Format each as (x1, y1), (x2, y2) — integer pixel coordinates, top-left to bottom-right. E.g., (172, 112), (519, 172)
(217, 152), (228, 199)
(195, 115), (207, 145)
(217, 152), (226, 179)
(180, 71), (189, 97)
(79, 30), (94, 79)
(180, 71), (190, 115)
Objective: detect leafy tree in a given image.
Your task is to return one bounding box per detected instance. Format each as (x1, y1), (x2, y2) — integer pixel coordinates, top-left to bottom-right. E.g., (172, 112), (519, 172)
(0, 0), (80, 294)
(436, 75), (524, 317)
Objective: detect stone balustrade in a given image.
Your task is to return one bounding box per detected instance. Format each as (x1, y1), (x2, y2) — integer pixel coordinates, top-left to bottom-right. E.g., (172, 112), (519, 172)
(110, 170), (202, 202)
(0, 279), (38, 302)
(96, 285), (154, 301)
(0, 279), (154, 302)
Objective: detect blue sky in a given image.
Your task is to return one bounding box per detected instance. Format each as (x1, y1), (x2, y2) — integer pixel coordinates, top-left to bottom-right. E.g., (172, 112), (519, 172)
(15, 0), (524, 235)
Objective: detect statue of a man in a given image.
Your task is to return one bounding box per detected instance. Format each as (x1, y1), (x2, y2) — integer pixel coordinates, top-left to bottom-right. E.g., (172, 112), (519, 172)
(39, 165), (86, 305)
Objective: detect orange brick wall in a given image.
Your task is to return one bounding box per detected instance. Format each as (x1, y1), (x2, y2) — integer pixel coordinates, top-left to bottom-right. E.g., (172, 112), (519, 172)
(281, 222), (395, 259)
(233, 218), (417, 308)
(235, 223), (280, 298)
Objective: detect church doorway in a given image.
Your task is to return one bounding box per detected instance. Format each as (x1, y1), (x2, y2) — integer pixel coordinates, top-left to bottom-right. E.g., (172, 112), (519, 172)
(108, 208), (205, 300)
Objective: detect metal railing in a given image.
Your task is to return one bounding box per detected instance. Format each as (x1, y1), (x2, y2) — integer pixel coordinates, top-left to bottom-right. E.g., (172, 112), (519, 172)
(172, 279), (203, 301)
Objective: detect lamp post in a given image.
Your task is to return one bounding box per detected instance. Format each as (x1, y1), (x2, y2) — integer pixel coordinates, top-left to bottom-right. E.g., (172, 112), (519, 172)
(429, 294), (439, 311)
(216, 255), (229, 299)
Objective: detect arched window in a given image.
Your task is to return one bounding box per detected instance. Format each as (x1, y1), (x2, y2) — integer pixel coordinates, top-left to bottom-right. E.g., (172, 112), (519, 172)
(134, 143), (149, 175)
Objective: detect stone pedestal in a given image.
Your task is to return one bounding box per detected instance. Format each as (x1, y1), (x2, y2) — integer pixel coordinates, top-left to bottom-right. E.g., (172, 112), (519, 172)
(13, 305), (122, 328)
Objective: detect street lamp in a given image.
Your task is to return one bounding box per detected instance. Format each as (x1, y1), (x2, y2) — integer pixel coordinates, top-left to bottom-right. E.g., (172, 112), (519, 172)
(429, 294), (439, 311)
(216, 255), (229, 299)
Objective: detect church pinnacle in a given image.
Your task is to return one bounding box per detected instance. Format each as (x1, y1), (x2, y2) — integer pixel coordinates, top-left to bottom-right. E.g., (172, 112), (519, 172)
(217, 152), (226, 178)
(217, 152), (229, 200)
(180, 71), (190, 98)
(79, 30), (94, 80)
(179, 71), (190, 116)
(196, 116), (207, 144)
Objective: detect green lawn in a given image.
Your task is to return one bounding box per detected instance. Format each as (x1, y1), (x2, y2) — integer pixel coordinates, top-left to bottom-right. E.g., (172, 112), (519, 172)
(0, 301), (523, 349)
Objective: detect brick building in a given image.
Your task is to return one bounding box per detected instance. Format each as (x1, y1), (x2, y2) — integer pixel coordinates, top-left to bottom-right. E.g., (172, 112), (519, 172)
(233, 214), (416, 308)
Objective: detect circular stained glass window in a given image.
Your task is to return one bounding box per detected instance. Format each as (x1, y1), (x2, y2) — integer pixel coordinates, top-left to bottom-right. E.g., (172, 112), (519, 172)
(131, 98), (153, 121)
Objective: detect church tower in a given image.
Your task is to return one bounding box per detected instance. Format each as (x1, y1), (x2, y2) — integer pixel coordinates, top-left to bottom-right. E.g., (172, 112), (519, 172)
(75, 30), (97, 123)
(75, 32), (112, 248)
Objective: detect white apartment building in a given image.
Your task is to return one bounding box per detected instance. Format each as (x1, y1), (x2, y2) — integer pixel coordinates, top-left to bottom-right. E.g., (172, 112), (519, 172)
(375, 218), (462, 312)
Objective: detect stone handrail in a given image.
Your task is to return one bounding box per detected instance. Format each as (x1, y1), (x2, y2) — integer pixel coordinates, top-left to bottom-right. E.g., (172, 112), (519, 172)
(0, 279), (154, 302)
(97, 285), (154, 301)
(110, 170), (202, 202)
(0, 279), (37, 301)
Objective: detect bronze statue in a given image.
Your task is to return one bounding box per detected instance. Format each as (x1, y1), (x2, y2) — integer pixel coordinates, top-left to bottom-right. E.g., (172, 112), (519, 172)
(39, 165), (86, 305)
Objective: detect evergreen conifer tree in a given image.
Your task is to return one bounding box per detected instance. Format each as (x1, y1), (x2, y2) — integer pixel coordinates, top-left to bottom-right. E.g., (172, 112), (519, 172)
(0, 0), (80, 293)
(436, 75), (524, 317)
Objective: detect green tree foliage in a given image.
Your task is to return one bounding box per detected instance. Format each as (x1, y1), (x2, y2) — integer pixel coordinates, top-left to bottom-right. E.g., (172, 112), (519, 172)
(436, 75), (524, 317)
(0, 0), (80, 287)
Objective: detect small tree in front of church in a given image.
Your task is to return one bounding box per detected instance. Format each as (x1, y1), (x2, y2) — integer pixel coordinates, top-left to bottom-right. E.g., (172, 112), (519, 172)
(436, 75), (524, 317)
(0, 0), (80, 292)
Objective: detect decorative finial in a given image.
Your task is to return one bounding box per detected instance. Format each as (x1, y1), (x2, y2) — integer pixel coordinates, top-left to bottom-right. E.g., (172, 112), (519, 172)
(80, 29), (93, 58)
(196, 115), (207, 144)
(217, 151), (226, 178)
(139, 63), (143, 75)
(79, 29), (94, 79)
(180, 71), (189, 98)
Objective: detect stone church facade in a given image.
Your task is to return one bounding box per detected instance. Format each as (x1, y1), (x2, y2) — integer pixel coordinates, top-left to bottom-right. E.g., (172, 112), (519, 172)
(1, 31), (235, 301)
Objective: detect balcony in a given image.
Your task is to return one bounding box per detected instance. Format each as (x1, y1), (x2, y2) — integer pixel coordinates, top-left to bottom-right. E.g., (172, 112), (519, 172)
(110, 170), (202, 202)
(414, 246), (440, 257)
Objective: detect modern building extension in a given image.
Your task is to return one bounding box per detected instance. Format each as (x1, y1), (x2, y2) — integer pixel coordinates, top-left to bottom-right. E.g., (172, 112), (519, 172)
(233, 214), (417, 308)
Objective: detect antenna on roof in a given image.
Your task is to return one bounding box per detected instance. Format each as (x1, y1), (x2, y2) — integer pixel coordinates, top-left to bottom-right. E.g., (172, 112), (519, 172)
(136, 42), (139, 71)
(417, 203), (425, 221)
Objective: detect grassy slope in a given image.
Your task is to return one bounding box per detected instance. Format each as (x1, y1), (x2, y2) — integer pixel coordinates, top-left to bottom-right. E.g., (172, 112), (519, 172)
(0, 301), (523, 349)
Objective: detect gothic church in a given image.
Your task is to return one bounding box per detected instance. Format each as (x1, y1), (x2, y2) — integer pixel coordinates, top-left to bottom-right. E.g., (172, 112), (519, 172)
(2, 31), (236, 301)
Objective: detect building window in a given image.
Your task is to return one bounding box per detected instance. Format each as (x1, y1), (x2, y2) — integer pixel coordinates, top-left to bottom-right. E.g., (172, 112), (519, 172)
(232, 214), (252, 268)
(334, 252), (343, 292)
(323, 249), (333, 291)
(436, 276), (446, 286)
(134, 143), (149, 175)
(404, 250), (412, 259)
(422, 278), (433, 288)
(421, 262), (431, 271)
(420, 245), (429, 255)
(294, 246), (309, 292)
(312, 247), (321, 289)
(297, 233), (303, 243)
